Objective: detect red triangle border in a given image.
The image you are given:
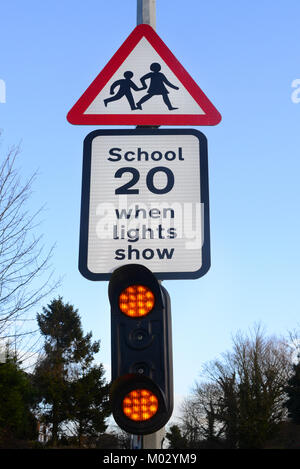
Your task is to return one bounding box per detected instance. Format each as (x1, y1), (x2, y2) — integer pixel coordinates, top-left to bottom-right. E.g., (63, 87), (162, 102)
(67, 24), (221, 126)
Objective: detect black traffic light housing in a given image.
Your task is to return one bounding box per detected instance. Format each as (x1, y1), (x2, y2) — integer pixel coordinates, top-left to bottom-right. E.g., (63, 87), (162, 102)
(108, 263), (173, 435)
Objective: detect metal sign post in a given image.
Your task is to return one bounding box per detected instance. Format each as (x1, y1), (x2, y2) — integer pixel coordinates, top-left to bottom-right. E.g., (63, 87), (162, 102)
(137, 0), (156, 28)
(136, 0), (158, 450)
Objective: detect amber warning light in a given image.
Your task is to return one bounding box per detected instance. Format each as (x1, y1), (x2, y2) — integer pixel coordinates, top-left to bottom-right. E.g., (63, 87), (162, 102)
(122, 389), (159, 421)
(119, 285), (155, 317)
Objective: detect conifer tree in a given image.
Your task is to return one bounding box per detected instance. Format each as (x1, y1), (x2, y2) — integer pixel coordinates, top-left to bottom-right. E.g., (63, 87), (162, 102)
(34, 297), (110, 446)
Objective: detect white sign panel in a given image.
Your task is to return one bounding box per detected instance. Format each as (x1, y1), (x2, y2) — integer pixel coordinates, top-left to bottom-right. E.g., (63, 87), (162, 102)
(79, 129), (210, 280)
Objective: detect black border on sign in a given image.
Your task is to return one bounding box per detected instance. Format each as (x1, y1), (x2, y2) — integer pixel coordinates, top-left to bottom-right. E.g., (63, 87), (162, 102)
(78, 129), (210, 281)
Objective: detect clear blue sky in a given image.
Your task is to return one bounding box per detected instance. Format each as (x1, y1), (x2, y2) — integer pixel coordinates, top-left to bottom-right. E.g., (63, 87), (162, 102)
(1, 0), (300, 424)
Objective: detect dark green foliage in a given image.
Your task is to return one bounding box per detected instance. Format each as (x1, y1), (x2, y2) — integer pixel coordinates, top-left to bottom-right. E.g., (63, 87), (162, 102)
(0, 360), (38, 446)
(285, 362), (300, 424)
(165, 424), (189, 449)
(70, 364), (110, 446)
(37, 297), (100, 363)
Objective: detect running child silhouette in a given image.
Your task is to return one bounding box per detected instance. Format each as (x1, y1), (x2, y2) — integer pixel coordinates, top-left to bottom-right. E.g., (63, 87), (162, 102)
(104, 71), (142, 110)
(136, 62), (179, 110)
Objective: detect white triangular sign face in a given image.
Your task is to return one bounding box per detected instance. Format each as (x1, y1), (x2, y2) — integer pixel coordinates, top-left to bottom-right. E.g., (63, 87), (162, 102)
(67, 25), (221, 126)
(85, 37), (205, 116)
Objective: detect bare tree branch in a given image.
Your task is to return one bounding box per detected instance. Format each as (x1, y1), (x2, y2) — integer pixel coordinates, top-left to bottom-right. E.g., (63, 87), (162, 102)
(0, 135), (60, 361)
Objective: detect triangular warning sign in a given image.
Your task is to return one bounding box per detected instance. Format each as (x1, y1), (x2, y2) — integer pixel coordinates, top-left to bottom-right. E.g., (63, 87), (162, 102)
(67, 24), (221, 126)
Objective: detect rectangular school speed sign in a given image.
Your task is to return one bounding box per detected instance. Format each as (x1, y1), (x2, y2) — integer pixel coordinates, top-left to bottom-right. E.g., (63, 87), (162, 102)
(79, 128), (210, 280)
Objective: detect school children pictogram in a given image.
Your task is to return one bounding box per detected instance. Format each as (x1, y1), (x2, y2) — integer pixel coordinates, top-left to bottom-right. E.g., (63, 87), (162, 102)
(104, 63), (179, 111)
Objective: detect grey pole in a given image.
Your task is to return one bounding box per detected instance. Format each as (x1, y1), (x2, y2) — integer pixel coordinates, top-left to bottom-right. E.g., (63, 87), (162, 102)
(137, 0), (156, 28)
(136, 0), (158, 133)
(131, 0), (165, 451)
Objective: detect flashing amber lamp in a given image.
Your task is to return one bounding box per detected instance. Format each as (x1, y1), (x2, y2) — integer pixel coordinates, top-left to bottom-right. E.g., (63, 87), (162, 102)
(119, 285), (155, 317)
(122, 389), (159, 421)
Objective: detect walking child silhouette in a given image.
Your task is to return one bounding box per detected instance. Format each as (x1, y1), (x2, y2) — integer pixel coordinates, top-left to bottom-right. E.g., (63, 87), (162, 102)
(104, 71), (142, 110)
(136, 62), (179, 110)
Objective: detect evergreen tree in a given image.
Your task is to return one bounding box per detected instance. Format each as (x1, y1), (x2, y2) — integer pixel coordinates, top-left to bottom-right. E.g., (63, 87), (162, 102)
(0, 358), (37, 447)
(166, 425), (189, 449)
(70, 365), (110, 447)
(34, 297), (110, 446)
(285, 362), (300, 424)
